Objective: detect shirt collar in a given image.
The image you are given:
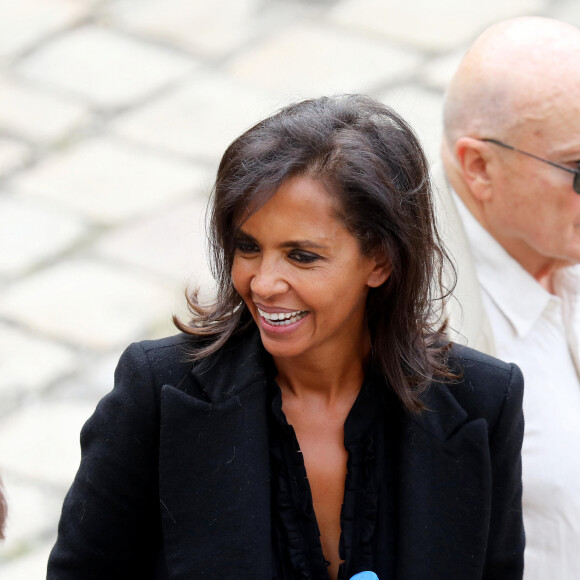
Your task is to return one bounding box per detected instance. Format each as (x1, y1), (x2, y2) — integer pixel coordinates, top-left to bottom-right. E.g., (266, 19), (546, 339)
(453, 193), (554, 338)
(554, 266), (580, 305)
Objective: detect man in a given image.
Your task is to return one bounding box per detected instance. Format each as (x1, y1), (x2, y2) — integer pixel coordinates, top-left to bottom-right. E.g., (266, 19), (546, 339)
(438, 16), (580, 579)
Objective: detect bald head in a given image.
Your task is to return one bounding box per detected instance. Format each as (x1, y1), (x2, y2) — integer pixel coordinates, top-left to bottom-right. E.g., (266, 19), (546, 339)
(443, 17), (580, 148)
(441, 17), (580, 284)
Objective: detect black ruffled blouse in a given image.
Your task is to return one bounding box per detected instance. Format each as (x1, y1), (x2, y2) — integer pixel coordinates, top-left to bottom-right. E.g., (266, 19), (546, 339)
(268, 369), (401, 580)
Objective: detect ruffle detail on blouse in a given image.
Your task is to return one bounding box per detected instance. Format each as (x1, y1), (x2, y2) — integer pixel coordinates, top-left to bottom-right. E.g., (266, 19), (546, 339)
(338, 433), (378, 579)
(268, 372), (397, 580)
(270, 387), (329, 579)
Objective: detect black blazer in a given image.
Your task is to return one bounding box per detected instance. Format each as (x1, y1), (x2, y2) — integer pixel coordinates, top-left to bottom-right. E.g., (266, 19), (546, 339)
(48, 330), (524, 579)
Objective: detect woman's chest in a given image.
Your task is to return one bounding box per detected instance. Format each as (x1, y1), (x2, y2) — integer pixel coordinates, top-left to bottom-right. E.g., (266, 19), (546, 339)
(287, 417), (349, 579)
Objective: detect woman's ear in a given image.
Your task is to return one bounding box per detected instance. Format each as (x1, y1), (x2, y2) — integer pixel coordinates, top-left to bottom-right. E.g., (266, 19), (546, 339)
(454, 137), (494, 201)
(366, 253), (392, 288)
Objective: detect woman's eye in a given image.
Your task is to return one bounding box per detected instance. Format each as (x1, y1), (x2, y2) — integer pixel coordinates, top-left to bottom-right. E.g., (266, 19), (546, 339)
(235, 240), (259, 254)
(289, 251), (321, 264)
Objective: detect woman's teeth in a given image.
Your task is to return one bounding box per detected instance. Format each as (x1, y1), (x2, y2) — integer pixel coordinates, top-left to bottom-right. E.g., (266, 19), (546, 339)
(258, 308), (308, 326)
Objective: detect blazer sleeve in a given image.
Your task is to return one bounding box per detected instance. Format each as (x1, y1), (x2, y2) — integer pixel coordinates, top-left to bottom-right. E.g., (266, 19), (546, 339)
(484, 362), (525, 579)
(47, 343), (164, 579)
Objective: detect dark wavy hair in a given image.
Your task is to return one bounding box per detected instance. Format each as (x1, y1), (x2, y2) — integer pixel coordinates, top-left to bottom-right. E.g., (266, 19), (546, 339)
(175, 94), (454, 412)
(0, 476), (6, 540)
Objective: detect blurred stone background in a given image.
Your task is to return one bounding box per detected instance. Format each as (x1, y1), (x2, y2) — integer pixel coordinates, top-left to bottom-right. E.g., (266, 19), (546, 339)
(0, 0), (577, 577)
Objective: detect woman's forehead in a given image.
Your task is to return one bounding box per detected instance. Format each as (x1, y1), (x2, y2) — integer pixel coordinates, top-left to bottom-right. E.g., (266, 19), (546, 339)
(235, 175), (341, 223)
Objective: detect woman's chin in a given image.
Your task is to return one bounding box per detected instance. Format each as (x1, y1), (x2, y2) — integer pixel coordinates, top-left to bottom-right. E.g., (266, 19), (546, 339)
(256, 316), (312, 360)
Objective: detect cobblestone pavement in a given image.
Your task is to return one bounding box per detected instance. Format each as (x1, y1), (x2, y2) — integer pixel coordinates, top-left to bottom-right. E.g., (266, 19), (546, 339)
(1, 0), (578, 576)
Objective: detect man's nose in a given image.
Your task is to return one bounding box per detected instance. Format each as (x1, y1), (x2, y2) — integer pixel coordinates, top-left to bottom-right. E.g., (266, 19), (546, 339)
(250, 259), (290, 299)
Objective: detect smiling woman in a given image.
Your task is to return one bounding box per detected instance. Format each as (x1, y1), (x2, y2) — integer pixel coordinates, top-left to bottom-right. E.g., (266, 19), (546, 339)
(48, 95), (525, 580)
(231, 176), (389, 364)
(179, 95), (452, 413)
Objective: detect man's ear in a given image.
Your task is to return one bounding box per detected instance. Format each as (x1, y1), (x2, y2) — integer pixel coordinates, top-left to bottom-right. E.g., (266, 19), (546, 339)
(454, 137), (494, 201)
(367, 254), (392, 288)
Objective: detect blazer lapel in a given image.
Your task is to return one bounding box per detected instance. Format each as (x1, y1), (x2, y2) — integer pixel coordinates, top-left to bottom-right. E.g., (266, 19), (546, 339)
(396, 384), (491, 580)
(156, 331), (493, 579)
(158, 332), (272, 579)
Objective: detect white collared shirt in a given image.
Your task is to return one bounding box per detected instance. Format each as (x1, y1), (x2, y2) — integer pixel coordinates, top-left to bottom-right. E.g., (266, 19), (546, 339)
(455, 196), (580, 580)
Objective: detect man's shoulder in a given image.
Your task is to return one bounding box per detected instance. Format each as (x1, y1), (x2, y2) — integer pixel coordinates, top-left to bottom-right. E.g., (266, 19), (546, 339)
(431, 163), (496, 355)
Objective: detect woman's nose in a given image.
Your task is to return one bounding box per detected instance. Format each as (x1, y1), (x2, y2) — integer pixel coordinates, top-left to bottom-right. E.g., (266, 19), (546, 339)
(250, 260), (290, 299)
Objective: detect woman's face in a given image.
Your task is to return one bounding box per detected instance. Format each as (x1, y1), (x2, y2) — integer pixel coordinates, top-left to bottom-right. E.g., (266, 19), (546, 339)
(231, 175), (390, 365)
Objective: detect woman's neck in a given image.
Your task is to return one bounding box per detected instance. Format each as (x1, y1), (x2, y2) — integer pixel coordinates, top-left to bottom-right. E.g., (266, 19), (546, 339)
(273, 337), (370, 405)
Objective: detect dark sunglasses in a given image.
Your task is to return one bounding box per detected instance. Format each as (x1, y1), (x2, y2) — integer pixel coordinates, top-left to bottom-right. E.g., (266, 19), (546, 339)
(480, 138), (580, 194)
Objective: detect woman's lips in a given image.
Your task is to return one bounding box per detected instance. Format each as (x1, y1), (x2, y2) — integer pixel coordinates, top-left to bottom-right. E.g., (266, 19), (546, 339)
(256, 307), (310, 333)
(257, 307), (308, 325)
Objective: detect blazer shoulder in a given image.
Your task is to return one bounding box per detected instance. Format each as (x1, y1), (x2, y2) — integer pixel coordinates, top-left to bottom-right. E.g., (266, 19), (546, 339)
(138, 332), (198, 360)
(441, 342), (524, 424)
(119, 329), (267, 404)
(117, 333), (202, 394)
(447, 342), (522, 386)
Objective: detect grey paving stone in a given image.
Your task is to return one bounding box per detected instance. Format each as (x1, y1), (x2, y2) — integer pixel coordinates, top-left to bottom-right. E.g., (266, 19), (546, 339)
(378, 85), (444, 164)
(0, 324), (77, 399)
(0, 195), (86, 276)
(227, 22), (422, 99)
(59, 351), (125, 402)
(0, 139), (28, 176)
(18, 25), (196, 107)
(0, 400), (93, 487)
(0, 259), (175, 350)
(148, 309), (188, 342)
(95, 196), (218, 335)
(0, 0), (91, 60)
(113, 73), (282, 162)
(13, 137), (204, 224)
(95, 196), (215, 291)
(0, 540), (53, 580)
(329, 0), (548, 52)
(0, 474), (61, 564)
(93, 192), (220, 337)
(553, 0), (580, 28)
(420, 49), (467, 91)
(109, 0), (264, 57)
(0, 78), (89, 144)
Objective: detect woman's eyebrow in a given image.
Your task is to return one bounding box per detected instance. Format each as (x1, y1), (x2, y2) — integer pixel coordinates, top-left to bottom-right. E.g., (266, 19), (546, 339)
(237, 229), (328, 250)
(279, 240), (328, 250)
(236, 229), (255, 240)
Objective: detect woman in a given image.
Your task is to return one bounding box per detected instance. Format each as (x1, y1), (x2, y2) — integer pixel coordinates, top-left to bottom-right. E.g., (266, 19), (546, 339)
(48, 95), (524, 579)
